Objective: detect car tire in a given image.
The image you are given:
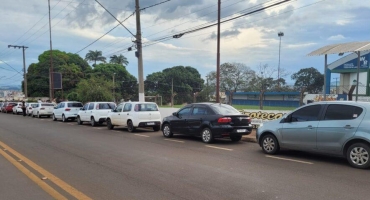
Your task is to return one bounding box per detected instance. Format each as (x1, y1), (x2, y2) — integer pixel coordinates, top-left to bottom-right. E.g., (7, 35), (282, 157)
(90, 117), (96, 127)
(107, 119), (114, 130)
(127, 120), (135, 132)
(261, 134), (280, 155)
(62, 115), (67, 122)
(77, 116), (83, 125)
(162, 124), (173, 138)
(346, 143), (370, 169)
(201, 127), (214, 143)
(52, 114), (57, 121)
(230, 135), (242, 142)
(153, 126), (160, 132)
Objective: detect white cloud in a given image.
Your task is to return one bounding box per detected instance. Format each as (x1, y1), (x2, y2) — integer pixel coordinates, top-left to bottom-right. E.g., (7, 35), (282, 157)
(327, 34), (346, 41)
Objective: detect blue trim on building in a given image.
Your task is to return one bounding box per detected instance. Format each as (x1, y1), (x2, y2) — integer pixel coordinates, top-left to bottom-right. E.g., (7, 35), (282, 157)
(325, 68), (331, 94)
(228, 91), (300, 95)
(232, 99), (299, 107)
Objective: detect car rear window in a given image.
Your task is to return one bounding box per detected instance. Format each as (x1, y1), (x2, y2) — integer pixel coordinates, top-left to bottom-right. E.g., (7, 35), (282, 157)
(210, 104), (241, 115)
(67, 103), (83, 107)
(97, 103), (115, 110)
(42, 104), (55, 107)
(134, 103), (158, 112)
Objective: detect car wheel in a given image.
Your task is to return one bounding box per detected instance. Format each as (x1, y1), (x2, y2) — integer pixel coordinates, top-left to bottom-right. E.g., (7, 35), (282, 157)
(201, 127), (214, 143)
(107, 119), (114, 130)
(346, 143), (370, 169)
(261, 134), (280, 155)
(127, 120), (135, 132)
(62, 115), (67, 122)
(52, 114), (57, 121)
(77, 116), (83, 125)
(162, 124), (173, 138)
(153, 126), (160, 132)
(230, 135), (242, 142)
(90, 117), (96, 127)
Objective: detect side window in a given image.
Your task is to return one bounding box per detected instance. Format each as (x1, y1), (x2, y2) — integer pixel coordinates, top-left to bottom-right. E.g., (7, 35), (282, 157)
(291, 105), (321, 122)
(192, 107), (208, 115)
(178, 107), (192, 117)
(115, 104), (124, 112)
(83, 103), (89, 110)
(59, 103), (65, 108)
(88, 103), (94, 110)
(123, 103), (132, 112)
(324, 105), (363, 120)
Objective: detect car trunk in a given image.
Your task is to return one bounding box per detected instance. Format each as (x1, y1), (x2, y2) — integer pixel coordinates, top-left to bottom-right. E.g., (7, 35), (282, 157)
(225, 115), (251, 126)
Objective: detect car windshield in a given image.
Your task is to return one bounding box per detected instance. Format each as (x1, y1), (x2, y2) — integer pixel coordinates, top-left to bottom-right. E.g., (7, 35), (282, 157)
(67, 102), (83, 107)
(42, 104), (55, 107)
(134, 103), (158, 112)
(98, 103), (115, 110)
(210, 104), (241, 115)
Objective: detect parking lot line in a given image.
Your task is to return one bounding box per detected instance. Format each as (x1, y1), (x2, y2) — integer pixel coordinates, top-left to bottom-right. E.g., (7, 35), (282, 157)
(164, 139), (184, 143)
(205, 145), (233, 151)
(134, 134), (150, 137)
(266, 155), (314, 165)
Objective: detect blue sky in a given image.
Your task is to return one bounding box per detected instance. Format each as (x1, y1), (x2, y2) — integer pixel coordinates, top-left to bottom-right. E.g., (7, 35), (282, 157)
(0, 0), (369, 86)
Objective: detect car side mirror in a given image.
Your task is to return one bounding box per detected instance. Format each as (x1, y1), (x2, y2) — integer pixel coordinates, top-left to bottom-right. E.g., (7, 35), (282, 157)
(54, 107), (57, 109)
(172, 112), (177, 117)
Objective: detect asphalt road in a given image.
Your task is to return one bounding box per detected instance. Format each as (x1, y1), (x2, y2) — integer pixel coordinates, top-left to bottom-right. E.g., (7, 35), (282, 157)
(0, 113), (369, 200)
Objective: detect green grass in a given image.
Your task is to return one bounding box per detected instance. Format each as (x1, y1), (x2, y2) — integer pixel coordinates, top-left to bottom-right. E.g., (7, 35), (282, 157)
(160, 104), (296, 111)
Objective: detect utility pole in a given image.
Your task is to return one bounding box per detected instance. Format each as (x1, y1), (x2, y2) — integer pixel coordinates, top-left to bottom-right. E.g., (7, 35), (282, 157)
(113, 73), (116, 102)
(48, 0), (54, 100)
(216, 0), (221, 103)
(171, 78), (174, 107)
(8, 45), (28, 98)
(277, 31), (284, 91)
(135, 0), (145, 102)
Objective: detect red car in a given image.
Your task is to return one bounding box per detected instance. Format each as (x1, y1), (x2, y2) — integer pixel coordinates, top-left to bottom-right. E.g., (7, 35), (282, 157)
(2, 102), (17, 113)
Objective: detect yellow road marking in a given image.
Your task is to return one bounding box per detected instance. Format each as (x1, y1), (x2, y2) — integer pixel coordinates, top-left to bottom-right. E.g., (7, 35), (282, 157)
(134, 134), (150, 137)
(164, 139), (184, 143)
(0, 140), (92, 200)
(205, 145), (233, 151)
(266, 155), (314, 165)
(0, 147), (67, 200)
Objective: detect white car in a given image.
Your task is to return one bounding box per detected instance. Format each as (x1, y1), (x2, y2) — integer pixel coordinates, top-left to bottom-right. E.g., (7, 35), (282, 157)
(26, 103), (38, 116)
(32, 103), (55, 118)
(12, 102), (23, 115)
(106, 102), (161, 132)
(53, 101), (83, 122)
(77, 102), (116, 126)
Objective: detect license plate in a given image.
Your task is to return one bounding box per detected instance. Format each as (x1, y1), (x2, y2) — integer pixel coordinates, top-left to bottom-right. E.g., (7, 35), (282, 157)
(147, 122), (155, 125)
(237, 129), (246, 133)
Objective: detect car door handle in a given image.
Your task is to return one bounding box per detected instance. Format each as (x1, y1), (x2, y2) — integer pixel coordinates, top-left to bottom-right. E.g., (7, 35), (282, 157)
(344, 125), (353, 129)
(127, 113), (129, 115)
(307, 125), (314, 129)
(118, 114), (120, 115)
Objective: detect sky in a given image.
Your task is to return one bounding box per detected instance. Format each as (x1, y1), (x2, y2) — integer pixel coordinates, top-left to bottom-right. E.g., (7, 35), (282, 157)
(0, 0), (369, 87)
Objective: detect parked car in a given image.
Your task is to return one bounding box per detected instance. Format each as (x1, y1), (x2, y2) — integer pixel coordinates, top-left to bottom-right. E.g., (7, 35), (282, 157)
(161, 103), (252, 143)
(0, 102), (3, 112)
(256, 101), (370, 169)
(2, 102), (17, 113)
(12, 102), (24, 115)
(31, 103), (55, 118)
(106, 102), (161, 132)
(53, 101), (83, 122)
(77, 102), (116, 126)
(26, 103), (38, 116)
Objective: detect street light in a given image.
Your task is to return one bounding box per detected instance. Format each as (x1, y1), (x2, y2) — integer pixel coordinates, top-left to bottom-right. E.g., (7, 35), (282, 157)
(277, 31), (284, 91)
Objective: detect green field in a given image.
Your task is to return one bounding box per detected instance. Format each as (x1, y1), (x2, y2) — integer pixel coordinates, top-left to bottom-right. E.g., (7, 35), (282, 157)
(160, 104), (296, 111)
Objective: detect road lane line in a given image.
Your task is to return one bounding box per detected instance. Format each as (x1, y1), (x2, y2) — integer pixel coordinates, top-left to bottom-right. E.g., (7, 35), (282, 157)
(0, 140), (92, 200)
(205, 145), (233, 151)
(0, 146), (67, 200)
(164, 139), (184, 143)
(266, 155), (314, 165)
(134, 134), (150, 137)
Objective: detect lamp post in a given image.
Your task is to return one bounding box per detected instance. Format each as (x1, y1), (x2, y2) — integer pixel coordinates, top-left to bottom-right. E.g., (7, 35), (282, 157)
(278, 31), (284, 91)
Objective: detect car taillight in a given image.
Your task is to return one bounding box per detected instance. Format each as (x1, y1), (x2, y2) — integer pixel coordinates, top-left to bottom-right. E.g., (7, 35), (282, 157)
(65, 108), (71, 111)
(247, 117), (251, 123)
(96, 104), (99, 110)
(40, 108), (45, 110)
(218, 117), (232, 123)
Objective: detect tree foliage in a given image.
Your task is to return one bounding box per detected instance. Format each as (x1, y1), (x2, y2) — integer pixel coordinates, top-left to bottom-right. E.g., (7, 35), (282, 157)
(75, 76), (113, 103)
(85, 50), (106, 66)
(291, 67), (324, 93)
(109, 54), (129, 66)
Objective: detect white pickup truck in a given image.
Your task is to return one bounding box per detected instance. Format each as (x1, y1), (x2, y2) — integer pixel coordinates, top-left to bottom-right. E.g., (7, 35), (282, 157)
(77, 102), (116, 126)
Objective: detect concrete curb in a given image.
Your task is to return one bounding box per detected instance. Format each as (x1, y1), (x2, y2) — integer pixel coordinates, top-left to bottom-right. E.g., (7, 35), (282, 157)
(242, 137), (257, 143)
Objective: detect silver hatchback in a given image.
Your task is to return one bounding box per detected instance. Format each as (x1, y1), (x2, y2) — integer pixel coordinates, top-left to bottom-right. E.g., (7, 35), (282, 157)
(256, 101), (370, 169)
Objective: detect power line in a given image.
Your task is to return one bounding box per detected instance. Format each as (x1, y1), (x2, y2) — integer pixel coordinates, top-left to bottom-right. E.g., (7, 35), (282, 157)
(0, 59), (22, 75)
(140, 0), (171, 11)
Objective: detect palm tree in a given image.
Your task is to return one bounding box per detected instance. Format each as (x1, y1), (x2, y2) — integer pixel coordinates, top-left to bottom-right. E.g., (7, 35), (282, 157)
(109, 54), (129, 66)
(85, 50), (106, 66)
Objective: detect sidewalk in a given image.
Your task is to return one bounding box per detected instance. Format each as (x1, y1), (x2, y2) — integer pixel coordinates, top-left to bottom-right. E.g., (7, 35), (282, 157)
(242, 129), (257, 143)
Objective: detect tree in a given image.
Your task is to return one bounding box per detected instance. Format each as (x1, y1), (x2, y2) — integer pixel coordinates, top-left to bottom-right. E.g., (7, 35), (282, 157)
(109, 54), (128, 66)
(85, 50), (106, 66)
(291, 67), (324, 93)
(75, 76), (113, 103)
